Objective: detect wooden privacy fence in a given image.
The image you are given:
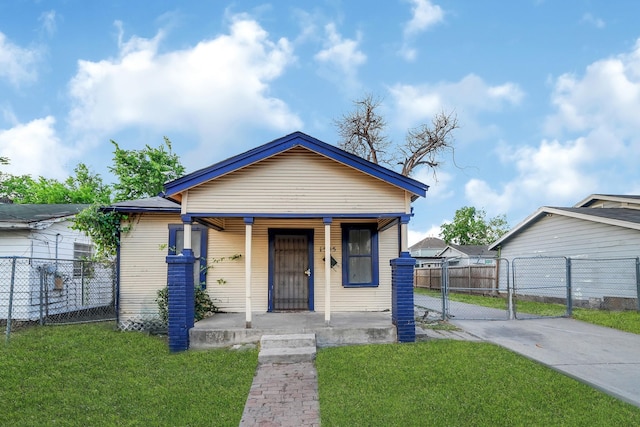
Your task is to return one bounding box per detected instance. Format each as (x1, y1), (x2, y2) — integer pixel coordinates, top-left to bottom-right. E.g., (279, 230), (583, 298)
(414, 265), (499, 295)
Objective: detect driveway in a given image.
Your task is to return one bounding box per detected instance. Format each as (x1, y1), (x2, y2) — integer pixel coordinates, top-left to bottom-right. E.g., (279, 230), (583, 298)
(414, 293), (513, 320)
(450, 317), (640, 408)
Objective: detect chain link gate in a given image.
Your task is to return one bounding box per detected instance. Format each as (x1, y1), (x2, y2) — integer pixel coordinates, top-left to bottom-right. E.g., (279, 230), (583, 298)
(414, 258), (511, 320)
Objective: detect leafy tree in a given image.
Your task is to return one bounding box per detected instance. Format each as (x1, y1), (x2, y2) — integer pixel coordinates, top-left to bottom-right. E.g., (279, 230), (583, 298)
(335, 93), (459, 177)
(0, 138), (185, 258)
(109, 137), (185, 201)
(75, 137), (186, 257)
(440, 206), (509, 245)
(0, 163), (110, 204)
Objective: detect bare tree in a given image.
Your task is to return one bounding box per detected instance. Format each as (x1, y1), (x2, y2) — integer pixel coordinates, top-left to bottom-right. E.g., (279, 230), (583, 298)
(335, 94), (459, 178)
(334, 94), (393, 167)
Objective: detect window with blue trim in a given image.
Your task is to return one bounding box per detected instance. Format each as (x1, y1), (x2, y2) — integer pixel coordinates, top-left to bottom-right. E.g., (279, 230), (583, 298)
(342, 223), (378, 287)
(168, 224), (208, 289)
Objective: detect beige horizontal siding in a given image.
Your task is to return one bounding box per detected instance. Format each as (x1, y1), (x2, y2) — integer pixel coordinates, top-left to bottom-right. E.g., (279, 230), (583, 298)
(186, 147), (408, 214)
(118, 213), (180, 320)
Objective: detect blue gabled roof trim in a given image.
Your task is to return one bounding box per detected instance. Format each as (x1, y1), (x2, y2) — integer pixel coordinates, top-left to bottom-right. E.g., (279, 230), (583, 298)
(163, 131), (428, 199)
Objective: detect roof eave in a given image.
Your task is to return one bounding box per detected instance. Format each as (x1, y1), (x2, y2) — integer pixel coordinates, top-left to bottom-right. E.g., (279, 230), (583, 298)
(163, 132), (428, 199)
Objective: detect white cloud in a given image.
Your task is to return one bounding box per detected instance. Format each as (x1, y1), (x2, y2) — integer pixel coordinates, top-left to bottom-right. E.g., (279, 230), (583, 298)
(399, 0), (444, 61)
(414, 168), (453, 199)
(0, 116), (72, 179)
(581, 13), (605, 29)
(465, 136), (604, 218)
(314, 23), (366, 92)
(0, 32), (42, 86)
(67, 15), (301, 148)
(404, 0), (444, 36)
(408, 226), (442, 246)
(39, 10), (57, 37)
(545, 38), (640, 136)
(388, 74), (524, 131)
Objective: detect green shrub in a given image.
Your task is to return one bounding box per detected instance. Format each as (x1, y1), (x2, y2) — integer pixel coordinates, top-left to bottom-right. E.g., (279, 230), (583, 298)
(156, 286), (219, 324)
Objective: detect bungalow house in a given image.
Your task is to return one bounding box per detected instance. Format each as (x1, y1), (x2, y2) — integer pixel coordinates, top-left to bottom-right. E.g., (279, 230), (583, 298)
(409, 236), (446, 267)
(0, 203), (113, 321)
(489, 194), (640, 307)
(111, 131), (427, 349)
(437, 244), (497, 266)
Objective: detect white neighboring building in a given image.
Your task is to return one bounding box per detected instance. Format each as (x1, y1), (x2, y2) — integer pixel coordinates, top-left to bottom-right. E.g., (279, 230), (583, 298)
(0, 204), (112, 321)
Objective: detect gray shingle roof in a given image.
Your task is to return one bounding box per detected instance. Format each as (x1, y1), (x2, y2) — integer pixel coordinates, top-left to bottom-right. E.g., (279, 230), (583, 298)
(106, 197), (181, 213)
(552, 207), (640, 225)
(0, 204), (90, 223)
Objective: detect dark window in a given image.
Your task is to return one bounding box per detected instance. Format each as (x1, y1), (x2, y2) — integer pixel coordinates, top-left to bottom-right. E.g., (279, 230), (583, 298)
(341, 224), (378, 287)
(73, 243), (92, 277)
(168, 225), (208, 288)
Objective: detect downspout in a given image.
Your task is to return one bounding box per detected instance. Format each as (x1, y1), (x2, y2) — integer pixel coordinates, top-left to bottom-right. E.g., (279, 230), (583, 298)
(55, 233), (60, 273)
(115, 231), (121, 326)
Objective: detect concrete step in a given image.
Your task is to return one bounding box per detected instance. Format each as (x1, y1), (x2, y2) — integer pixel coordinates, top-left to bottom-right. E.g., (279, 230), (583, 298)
(258, 333), (317, 364)
(258, 346), (317, 364)
(260, 333), (316, 349)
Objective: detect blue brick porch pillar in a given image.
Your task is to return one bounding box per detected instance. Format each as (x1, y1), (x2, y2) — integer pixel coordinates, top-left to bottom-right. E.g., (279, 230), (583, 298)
(391, 251), (416, 343)
(166, 250), (195, 352)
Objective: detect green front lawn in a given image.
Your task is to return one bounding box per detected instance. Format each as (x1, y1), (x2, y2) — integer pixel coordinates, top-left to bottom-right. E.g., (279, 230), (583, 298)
(317, 341), (640, 426)
(4, 321), (640, 426)
(0, 323), (257, 427)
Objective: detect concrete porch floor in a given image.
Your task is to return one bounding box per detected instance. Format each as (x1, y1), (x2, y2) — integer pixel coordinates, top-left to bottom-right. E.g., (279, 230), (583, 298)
(189, 311), (397, 349)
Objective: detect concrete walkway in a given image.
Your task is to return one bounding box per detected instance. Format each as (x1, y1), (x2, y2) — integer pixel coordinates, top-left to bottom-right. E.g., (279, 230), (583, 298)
(239, 362), (320, 427)
(451, 317), (640, 408)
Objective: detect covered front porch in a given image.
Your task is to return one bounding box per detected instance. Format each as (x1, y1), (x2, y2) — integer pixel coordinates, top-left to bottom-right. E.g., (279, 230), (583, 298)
(189, 311), (397, 349)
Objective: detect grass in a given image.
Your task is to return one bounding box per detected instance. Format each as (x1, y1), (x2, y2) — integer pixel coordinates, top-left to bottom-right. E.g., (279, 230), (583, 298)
(0, 322), (258, 427)
(317, 341), (640, 426)
(415, 287), (640, 334)
(573, 308), (640, 334)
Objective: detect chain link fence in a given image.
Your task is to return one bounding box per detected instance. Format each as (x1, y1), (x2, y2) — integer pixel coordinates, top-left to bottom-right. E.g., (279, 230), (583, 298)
(415, 256), (640, 321)
(1, 256), (116, 341)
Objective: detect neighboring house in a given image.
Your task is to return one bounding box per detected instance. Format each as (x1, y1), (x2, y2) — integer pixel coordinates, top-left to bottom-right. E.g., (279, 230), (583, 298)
(409, 237), (446, 267)
(489, 194), (640, 305)
(437, 244), (497, 266)
(489, 194), (640, 259)
(0, 204), (109, 320)
(111, 131), (427, 337)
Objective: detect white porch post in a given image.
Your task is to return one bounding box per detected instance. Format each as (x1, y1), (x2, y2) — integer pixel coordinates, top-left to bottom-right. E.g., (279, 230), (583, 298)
(324, 218), (332, 325)
(400, 214), (410, 254)
(181, 191), (192, 251)
(244, 217), (253, 328)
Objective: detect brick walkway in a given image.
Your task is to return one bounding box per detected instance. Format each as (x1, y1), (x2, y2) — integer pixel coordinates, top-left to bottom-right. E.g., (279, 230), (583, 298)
(239, 362), (320, 427)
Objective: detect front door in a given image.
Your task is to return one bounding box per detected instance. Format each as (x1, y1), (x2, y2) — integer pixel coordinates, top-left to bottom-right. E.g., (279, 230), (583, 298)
(269, 229), (314, 311)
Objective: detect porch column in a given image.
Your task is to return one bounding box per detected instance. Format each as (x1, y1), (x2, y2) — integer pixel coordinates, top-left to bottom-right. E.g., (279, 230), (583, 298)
(391, 252), (416, 343)
(182, 192), (192, 251)
(244, 217), (253, 328)
(324, 218), (332, 325)
(400, 214), (411, 254)
(166, 249), (195, 352)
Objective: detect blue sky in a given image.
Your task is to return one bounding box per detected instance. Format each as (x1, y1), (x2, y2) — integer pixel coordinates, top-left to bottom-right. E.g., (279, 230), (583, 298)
(2, 1), (640, 245)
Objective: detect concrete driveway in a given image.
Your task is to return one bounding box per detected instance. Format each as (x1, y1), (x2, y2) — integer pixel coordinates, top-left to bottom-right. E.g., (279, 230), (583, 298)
(450, 317), (640, 408)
